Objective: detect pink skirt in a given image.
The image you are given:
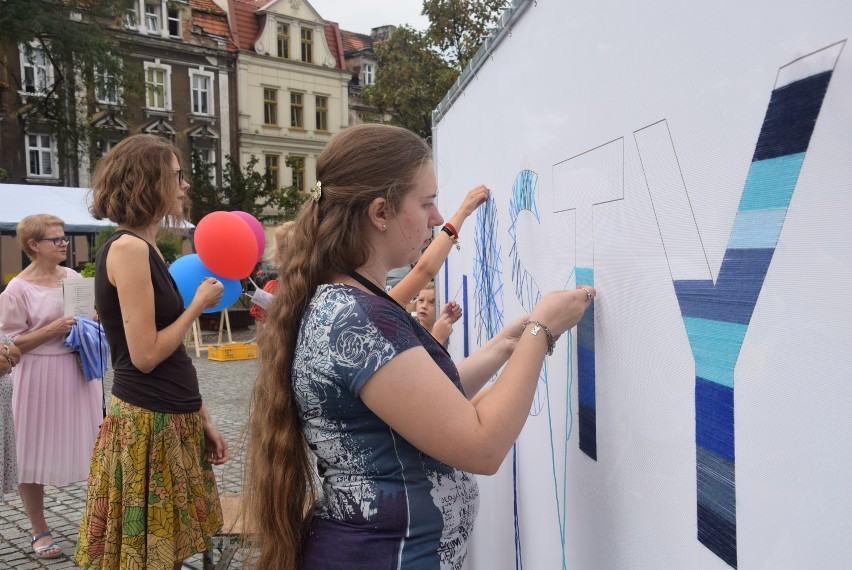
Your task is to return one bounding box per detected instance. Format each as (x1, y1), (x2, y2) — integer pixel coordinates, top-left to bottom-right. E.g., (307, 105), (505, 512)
(12, 352), (103, 485)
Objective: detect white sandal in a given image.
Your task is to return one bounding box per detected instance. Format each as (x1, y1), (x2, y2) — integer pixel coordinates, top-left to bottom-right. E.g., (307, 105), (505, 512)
(31, 531), (63, 559)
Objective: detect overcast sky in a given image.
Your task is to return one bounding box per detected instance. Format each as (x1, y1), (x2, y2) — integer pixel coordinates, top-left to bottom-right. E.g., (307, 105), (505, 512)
(308, 0), (429, 34)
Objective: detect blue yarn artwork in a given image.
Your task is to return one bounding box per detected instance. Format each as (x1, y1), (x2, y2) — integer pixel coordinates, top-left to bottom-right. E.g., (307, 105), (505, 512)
(639, 44), (840, 568)
(473, 195), (505, 346)
(575, 266), (596, 460)
(508, 170), (545, 415)
(508, 169), (576, 570)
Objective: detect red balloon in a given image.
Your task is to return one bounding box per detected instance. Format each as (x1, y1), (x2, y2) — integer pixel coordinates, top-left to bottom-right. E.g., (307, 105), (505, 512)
(232, 211), (266, 261)
(195, 211), (257, 279)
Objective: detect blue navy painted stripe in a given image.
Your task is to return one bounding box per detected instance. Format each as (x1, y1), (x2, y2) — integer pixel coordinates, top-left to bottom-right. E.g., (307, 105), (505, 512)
(753, 70), (832, 161)
(462, 275), (469, 358)
(577, 346), (596, 409)
(698, 502), (738, 568)
(674, 248), (774, 324)
(578, 403), (597, 460)
(695, 377), (734, 460)
(577, 302), (595, 349)
(696, 446), (736, 524)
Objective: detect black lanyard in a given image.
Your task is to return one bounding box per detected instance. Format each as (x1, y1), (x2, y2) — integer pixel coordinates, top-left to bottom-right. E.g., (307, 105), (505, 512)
(346, 271), (451, 357)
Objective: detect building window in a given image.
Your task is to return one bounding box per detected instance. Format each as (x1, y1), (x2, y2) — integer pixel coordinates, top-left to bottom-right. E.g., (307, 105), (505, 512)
(363, 63), (374, 85)
(190, 69), (214, 115)
(95, 66), (120, 105)
(265, 155), (280, 188)
(315, 96), (328, 132)
(95, 138), (116, 157)
(289, 156), (304, 191)
(145, 3), (161, 33)
(277, 22), (289, 59)
(263, 88), (277, 126)
(144, 61), (171, 110)
(123, 9), (137, 28)
(167, 9), (181, 37)
(301, 29), (312, 63)
(26, 133), (56, 178)
(20, 43), (53, 95)
(195, 147), (217, 181)
(290, 92), (303, 128)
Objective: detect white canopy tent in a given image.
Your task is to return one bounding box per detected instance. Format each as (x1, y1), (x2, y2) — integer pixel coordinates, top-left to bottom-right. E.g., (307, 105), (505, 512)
(0, 184), (114, 233)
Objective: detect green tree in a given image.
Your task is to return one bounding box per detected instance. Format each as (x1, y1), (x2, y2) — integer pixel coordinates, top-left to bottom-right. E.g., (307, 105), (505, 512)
(362, 26), (457, 139)
(189, 152), (299, 225)
(422, 0), (509, 70)
(362, 1), (509, 139)
(0, 0), (136, 186)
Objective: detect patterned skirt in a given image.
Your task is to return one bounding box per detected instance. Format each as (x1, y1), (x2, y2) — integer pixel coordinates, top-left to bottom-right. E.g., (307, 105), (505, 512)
(75, 396), (223, 569)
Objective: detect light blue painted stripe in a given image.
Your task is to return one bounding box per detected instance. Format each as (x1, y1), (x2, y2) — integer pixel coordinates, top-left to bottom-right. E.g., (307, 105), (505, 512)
(738, 153), (805, 211)
(683, 317), (747, 388)
(576, 266), (594, 286)
(728, 207), (788, 249)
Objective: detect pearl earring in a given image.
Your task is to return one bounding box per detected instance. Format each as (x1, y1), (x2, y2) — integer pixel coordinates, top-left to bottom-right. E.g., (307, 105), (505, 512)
(381, 224), (386, 231)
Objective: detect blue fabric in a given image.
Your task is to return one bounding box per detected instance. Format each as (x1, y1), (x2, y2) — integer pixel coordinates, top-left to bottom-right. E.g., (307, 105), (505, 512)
(63, 317), (109, 381)
(294, 285), (479, 570)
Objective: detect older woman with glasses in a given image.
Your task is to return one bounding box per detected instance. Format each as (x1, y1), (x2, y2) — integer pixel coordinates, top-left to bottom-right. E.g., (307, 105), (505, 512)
(0, 214), (103, 560)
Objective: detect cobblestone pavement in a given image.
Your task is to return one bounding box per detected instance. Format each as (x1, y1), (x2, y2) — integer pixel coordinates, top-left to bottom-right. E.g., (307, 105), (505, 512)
(0, 342), (258, 569)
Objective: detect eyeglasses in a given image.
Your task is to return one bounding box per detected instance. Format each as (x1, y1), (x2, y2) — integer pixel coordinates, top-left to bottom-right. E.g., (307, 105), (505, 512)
(175, 168), (186, 184)
(38, 236), (71, 246)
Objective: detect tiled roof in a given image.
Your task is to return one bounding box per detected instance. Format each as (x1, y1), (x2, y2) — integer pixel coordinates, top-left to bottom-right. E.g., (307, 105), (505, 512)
(190, 0), (238, 51)
(231, 0), (265, 52)
(340, 29), (372, 54)
(324, 21), (345, 69)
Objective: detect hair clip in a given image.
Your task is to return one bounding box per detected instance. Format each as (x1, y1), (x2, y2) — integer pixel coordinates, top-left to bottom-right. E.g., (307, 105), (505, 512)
(309, 180), (322, 202)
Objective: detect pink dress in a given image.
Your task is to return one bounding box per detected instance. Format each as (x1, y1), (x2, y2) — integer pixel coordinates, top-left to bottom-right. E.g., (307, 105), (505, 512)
(0, 267), (103, 485)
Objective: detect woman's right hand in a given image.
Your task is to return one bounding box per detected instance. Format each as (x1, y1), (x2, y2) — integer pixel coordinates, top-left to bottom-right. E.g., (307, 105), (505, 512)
(528, 286), (596, 337)
(192, 277), (225, 311)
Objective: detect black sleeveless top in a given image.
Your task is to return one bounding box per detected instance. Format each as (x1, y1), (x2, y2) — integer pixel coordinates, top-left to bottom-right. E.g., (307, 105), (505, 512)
(95, 230), (201, 413)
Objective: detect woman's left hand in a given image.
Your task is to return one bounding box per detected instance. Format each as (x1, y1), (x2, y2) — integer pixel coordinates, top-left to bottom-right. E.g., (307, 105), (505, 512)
(500, 314), (530, 355)
(203, 423), (230, 465)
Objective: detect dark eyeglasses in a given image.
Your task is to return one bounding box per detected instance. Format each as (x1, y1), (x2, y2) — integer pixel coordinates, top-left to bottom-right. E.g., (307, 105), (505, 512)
(176, 168), (186, 184)
(38, 236), (71, 246)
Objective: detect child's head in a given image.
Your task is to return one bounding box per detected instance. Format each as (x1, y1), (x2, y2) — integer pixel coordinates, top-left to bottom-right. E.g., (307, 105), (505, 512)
(414, 283), (437, 330)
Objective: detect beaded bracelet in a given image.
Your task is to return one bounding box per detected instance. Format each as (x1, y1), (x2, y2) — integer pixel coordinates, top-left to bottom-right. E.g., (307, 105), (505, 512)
(523, 319), (559, 356)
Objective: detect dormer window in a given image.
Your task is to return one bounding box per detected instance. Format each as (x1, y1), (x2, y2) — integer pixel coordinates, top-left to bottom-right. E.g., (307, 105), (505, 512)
(301, 29), (313, 63)
(277, 22), (289, 59)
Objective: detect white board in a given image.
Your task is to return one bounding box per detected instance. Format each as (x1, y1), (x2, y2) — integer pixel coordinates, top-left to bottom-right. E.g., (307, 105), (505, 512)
(432, 1), (852, 568)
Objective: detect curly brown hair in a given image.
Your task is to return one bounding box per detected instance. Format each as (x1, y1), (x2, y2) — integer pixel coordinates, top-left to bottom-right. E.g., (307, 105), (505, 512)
(243, 124), (432, 568)
(89, 134), (186, 227)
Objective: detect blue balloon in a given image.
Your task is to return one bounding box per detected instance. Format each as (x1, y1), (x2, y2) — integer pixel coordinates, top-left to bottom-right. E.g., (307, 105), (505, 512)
(168, 254), (242, 314)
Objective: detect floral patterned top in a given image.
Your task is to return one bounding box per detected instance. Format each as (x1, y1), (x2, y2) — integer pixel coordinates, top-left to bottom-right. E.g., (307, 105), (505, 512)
(294, 284), (479, 570)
